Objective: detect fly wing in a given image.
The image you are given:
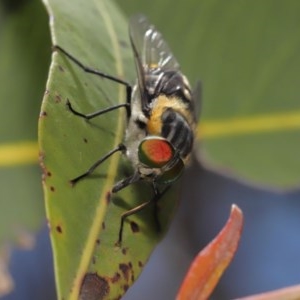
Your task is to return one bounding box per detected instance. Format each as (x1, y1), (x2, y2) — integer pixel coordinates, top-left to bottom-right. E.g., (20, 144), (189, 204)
(129, 14), (180, 114)
(129, 14), (180, 72)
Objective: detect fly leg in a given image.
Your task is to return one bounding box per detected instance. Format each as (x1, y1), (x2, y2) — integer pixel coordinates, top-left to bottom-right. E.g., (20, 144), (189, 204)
(152, 184), (171, 233)
(66, 99), (130, 120)
(115, 180), (171, 246)
(117, 199), (152, 246)
(70, 144), (126, 185)
(53, 45), (132, 116)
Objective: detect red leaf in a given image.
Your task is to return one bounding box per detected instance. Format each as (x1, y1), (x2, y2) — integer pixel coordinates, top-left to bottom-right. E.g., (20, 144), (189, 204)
(234, 284), (300, 300)
(176, 204), (244, 300)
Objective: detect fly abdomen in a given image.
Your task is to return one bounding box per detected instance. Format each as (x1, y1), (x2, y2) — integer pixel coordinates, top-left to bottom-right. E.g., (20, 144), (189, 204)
(161, 108), (193, 158)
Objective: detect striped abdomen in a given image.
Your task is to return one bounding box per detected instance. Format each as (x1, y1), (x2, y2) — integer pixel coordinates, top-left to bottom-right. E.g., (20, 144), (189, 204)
(161, 107), (194, 159)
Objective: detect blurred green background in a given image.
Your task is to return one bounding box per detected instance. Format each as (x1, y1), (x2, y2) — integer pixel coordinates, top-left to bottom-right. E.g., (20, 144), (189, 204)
(0, 0), (299, 299)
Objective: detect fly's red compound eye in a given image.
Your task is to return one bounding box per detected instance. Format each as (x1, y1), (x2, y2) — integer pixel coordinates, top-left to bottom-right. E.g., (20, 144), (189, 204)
(138, 137), (174, 168)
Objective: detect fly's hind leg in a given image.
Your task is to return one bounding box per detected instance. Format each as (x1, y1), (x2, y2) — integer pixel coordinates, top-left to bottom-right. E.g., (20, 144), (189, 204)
(152, 184), (171, 233)
(117, 199), (152, 246)
(115, 181), (171, 246)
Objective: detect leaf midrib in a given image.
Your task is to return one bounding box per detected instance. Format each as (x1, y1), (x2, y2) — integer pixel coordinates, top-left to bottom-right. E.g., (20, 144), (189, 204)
(68, 1), (126, 299)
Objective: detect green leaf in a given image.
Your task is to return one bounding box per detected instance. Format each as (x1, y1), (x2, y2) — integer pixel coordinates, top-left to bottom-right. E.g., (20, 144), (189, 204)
(39, 0), (178, 299)
(0, 0), (50, 245)
(118, 0), (300, 189)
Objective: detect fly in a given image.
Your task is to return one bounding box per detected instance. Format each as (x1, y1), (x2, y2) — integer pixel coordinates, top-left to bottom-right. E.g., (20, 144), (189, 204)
(53, 14), (201, 245)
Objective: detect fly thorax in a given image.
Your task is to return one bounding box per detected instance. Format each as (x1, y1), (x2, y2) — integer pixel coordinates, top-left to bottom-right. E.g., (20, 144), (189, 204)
(144, 71), (164, 96)
(124, 84), (148, 167)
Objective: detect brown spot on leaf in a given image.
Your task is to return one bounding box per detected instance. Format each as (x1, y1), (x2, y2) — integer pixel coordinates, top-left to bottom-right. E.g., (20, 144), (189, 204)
(138, 261), (143, 268)
(38, 151), (45, 162)
(55, 94), (62, 103)
(39, 152), (49, 182)
(122, 284), (129, 292)
(58, 65), (64, 72)
(50, 186), (55, 192)
(130, 221), (139, 233)
(119, 263), (130, 282)
(92, 256), (96, 265)
(40, 111), (47, 118)
(56, 225), (62, 234)
(79, 273), (109, 300)
(111, 272), (121, 283)
(102, 222), (106, 230)
(121, 248), (127, 255)
(96, 239), (100, 245)
(83, 138), (88, 143)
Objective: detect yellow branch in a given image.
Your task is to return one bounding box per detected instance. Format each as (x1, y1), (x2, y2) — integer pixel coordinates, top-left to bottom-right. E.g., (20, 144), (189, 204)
(198, 111), (300, 139)
(0, 112), (299, 167)
(0, 142), (38, 166)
